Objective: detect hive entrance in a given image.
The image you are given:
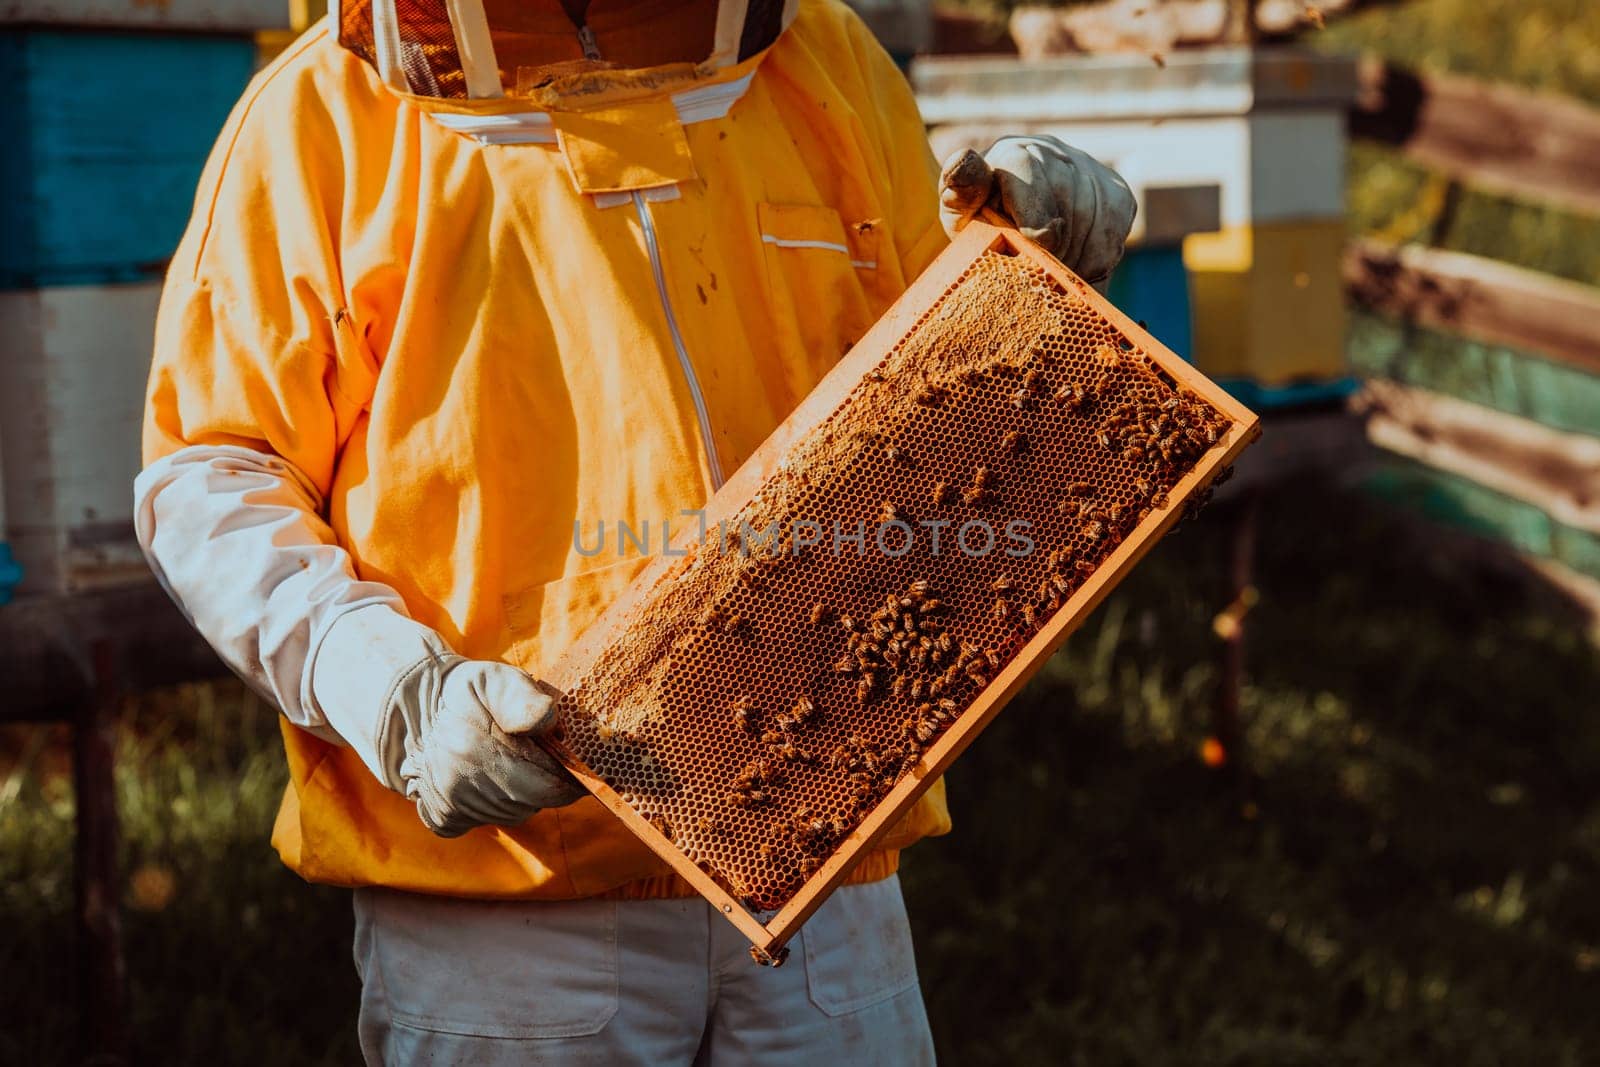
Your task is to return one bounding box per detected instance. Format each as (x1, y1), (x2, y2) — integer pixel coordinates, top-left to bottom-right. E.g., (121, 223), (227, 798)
(547, 225), (1259, 956)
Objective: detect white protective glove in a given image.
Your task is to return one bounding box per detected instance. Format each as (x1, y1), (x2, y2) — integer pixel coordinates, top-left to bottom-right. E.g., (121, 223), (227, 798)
(939, 135), (1138, 288)
(135, 444), (584, 838)
(313, 605), (585, 837)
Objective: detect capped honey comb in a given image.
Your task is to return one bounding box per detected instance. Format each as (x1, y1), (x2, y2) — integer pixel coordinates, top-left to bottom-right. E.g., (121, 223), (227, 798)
(542, 218), (1260, 961)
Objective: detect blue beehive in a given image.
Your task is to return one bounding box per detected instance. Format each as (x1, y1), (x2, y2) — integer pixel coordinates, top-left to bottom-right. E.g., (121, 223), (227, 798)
(0, 29), (257, 288)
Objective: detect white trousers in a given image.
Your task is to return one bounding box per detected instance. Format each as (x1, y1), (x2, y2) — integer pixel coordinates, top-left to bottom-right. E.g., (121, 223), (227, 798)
(352, 875), (936, 1065)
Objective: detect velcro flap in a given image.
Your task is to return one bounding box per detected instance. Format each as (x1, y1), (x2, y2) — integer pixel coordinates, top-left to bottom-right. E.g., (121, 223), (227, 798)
(554, 98), (696, 195)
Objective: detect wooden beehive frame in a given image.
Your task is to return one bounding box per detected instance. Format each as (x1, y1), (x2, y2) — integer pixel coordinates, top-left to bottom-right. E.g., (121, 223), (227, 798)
(544, 218), (1261, 957)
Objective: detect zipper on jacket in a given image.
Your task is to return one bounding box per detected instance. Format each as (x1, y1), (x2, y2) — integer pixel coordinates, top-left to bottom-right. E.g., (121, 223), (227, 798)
(632, 190), (727, 489)
(559, 0), (604, 60)
(575, 24), (602, 61)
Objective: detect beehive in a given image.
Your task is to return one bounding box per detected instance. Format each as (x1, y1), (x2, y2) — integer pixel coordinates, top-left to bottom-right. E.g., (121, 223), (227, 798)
(542, 218), (1260, 961)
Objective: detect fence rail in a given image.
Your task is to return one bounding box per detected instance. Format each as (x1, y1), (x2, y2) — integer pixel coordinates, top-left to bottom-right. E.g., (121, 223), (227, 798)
(1345, 60), (1600, 595)
(1351, 57), (1600, 217)
(1343, 238), (1600, 379)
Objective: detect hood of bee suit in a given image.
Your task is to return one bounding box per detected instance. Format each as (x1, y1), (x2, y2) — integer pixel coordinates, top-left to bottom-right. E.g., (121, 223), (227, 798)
(334, 0), (795, 108)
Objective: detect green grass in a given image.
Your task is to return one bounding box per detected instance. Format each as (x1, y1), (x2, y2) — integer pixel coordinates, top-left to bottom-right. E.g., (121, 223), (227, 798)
(4, 483), (1597, 1063)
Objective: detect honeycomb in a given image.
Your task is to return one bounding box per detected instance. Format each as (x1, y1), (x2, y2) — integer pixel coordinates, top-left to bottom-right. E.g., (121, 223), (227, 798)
(547, 231), (1258, 956)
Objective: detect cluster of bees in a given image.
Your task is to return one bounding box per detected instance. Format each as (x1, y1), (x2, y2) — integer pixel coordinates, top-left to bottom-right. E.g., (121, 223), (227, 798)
(765, 807), (853, 877)
(932, 464), (997, 509)
(1098, 384), (1232, 472)
(721, 578), (1008, 878)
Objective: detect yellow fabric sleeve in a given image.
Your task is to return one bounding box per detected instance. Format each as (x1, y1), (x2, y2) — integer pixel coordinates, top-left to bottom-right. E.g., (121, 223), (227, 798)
(844, 11), (949, 283)
(142, 28), (379, 496)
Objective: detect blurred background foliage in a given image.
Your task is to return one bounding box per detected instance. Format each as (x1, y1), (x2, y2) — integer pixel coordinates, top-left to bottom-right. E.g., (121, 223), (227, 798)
(5, 483), (1599, 1063)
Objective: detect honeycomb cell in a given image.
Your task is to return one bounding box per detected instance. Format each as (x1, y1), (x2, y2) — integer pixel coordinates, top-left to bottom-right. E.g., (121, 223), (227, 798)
(553, 249), (1241, 918)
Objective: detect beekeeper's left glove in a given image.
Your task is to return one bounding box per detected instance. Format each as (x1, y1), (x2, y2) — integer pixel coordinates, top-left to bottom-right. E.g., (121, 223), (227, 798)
(940, 135), (1137, 287)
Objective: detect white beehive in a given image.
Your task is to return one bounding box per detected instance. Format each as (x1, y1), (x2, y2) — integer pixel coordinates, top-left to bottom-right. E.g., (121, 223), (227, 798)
(0, 283), (159, 595)
(914, 47), (1360, 394)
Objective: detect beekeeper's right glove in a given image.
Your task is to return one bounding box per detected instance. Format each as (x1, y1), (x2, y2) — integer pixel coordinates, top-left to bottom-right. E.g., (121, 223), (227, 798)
(135, 443), (584, 839)
(313, 605), (586, 837)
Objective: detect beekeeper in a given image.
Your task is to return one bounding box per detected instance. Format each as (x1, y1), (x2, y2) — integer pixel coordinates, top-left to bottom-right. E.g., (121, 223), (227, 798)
(134, 0), (1134, 1060)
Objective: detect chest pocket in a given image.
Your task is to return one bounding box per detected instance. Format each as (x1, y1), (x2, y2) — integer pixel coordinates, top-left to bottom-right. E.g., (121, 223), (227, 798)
(757, 202), (881, 389)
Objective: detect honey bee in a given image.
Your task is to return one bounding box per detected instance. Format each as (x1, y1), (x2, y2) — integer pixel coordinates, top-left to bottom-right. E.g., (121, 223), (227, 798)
(912, 719), (938, 744)
(962, 486), (995, 507)
(957, 366), (986, 385)
(1150, 490), (1170, 508)
(885, 445), (912, 467)
(1075, 559), (1097, 578)
(702, 606), (728, 631)
(1020, 604), (1039, 628)
(1065, 481), (1096, 498)
(991, 575), (1015, 595)
(880, 501), (903, 524)
(966, 671), (990, 688)
(1051, 573), (1073, 596)
(810, 602), (833, 626)
(774, 742), (814, 764)
(1082, 520), (1105, 543)
(973, 466), (995, 488)
(791, 696), (816, 724)
(856, 676), (876, 705)
(833, 654), (857, 674)
(910, 678), (927, 701)
(731, 695), (757, 732)
(647, 813), (673, 839)
(838, 613), (858, 632)
(907, 579), (932, 598)
(697, 816), (721, 834)
(992, 598), (1012, 622)
(1000, 430), (1028, 454)
(801, 857), (823, 876)
(984, 648), (1002, 672)
(915, 384), (948, 407)
(1095, 344), (1120, 366)
(759, 842), (776, 860)
(1096, 431), (1113, 450)
(921, 599), (948, 616)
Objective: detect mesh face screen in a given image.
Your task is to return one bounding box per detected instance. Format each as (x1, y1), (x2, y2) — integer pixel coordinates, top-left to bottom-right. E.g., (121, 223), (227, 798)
(550, 238), (1254, 938)
(337, 0), (474, 99)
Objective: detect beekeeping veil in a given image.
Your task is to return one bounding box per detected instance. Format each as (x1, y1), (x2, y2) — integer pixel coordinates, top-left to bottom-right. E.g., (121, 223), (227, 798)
(334, 0), (799, 100)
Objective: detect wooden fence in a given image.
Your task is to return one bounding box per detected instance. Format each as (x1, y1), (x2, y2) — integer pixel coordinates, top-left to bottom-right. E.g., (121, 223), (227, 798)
(1344, 57), (1600, 603)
